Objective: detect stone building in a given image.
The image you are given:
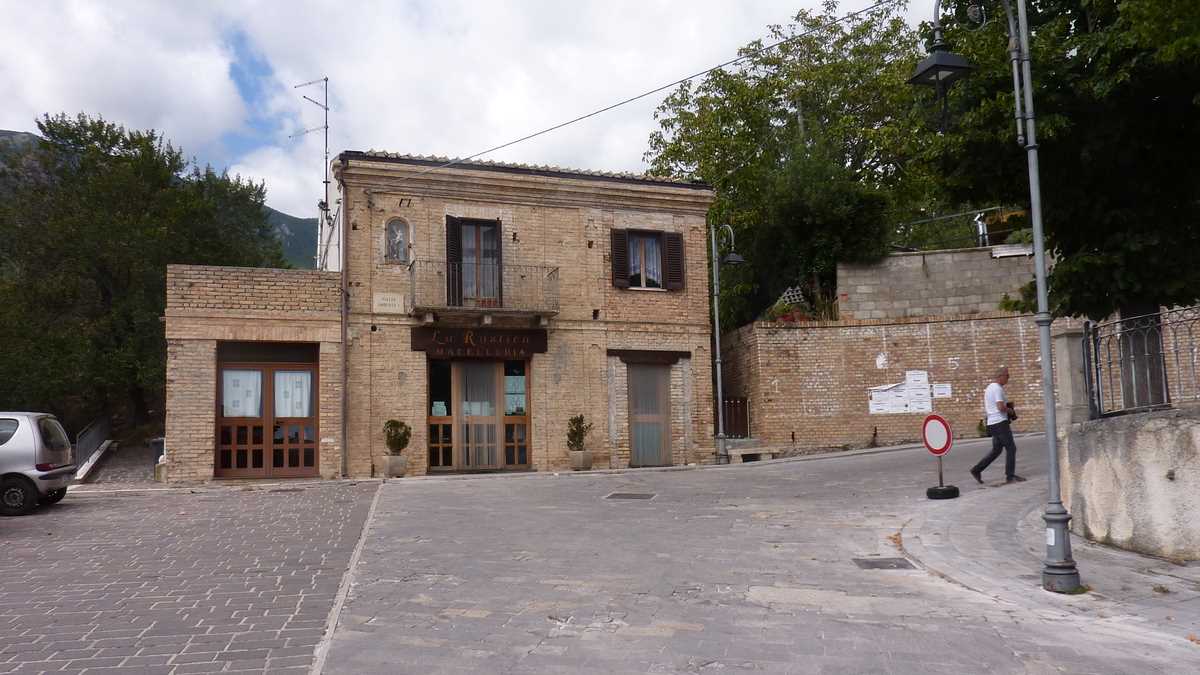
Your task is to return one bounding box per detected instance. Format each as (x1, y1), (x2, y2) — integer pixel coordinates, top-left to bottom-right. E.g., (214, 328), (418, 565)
(163, 152), (716, 481)
(721, 246), (1048, 455)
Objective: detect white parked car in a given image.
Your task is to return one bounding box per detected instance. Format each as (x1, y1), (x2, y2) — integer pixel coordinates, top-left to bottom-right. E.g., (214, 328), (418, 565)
(0, 412), (75, 516)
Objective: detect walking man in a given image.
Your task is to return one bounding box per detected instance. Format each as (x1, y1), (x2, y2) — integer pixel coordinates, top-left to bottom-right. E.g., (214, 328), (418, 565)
(971, 366), (1026, 484)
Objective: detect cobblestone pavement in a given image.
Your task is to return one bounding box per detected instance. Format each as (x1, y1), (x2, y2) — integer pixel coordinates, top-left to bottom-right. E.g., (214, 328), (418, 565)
(323, 438), (1200, 674)
(0, 481), (377, 675)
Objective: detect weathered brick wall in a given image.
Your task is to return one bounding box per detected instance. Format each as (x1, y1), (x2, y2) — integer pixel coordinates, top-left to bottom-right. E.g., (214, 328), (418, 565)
(337, 158), (716, 476)
(166, 265), (340, 316)
(164, 265), (343, 482)
(723, 312), (1069, 450)
(838, 248), (1035, 320)
(163, 339), (216, 482)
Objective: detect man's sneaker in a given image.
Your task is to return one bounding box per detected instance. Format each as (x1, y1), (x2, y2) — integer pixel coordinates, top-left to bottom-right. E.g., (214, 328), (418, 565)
(970, 469), (983, 484)
(1006, 475), (1027, 483)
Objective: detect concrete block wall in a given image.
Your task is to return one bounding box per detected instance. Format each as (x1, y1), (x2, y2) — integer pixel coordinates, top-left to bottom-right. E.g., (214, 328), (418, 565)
(838, 247), (1035, 320)
(1058, 406), (1200, 560)
(722, 312), (1063, 451)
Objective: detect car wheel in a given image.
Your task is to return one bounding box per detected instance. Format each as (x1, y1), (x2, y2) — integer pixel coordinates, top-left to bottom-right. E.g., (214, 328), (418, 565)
(40, 487), (68, 505)
(0, 477), (38, 516)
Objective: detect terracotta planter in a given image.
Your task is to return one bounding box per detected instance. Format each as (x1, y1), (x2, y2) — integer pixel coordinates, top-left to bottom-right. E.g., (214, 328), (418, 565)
(385, 454), (407, 478)
(569, 449), (592, 471)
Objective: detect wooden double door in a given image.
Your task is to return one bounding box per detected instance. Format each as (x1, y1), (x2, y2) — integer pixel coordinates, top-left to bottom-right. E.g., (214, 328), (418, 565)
(215, 362), (319, 478)
(428, 359), (529, 472)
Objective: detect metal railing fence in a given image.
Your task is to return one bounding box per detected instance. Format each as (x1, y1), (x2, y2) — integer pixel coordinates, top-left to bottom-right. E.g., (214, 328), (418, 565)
(1084, 307), (1200, 417)
(408, 259), (560, 314)
(75, 417), (110, 466)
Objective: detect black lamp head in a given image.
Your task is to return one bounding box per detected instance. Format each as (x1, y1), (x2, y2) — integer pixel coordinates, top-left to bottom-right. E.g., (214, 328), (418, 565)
(908, 49), (974, 88)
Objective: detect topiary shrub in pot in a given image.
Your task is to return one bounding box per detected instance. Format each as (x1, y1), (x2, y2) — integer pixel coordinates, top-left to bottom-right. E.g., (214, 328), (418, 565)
(382, 419), (411, 477)
(567, 414), (594, 470)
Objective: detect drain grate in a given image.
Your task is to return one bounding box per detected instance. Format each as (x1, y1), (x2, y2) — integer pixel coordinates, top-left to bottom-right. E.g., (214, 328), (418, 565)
(605, 492), (656, 500)
(852, 557), (915, 570)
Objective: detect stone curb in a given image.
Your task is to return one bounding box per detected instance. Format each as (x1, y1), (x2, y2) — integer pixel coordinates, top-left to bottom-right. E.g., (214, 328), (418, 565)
(899, 479), (1200, 651)
(66, 433), (1038, 494)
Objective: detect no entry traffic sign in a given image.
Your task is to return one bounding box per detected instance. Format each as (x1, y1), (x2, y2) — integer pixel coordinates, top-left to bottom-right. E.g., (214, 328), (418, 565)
(923, 414), (958, 500)
(922, 414), (953, 456)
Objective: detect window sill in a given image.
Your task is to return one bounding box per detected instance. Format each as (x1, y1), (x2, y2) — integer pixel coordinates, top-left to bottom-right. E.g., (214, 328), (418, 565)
(627, 286), (668, 292)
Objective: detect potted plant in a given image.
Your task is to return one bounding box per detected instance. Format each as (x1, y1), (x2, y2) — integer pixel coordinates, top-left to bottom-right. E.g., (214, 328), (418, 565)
(567, 414), (594, 470)
(382, 419), (411, 477)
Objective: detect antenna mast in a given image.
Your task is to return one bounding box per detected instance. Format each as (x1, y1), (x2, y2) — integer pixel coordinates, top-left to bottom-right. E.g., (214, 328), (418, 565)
(291, 77), (331, 269)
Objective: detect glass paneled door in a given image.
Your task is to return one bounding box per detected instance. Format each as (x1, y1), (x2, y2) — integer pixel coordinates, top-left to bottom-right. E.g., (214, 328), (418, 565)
(427, 359), (530, 472)
(629, 364), (671, 467)
(461, 361), (499, 469)
(216, 362), (319, 478)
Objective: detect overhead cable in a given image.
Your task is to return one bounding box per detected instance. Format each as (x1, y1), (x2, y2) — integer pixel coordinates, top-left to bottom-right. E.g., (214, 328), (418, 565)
(394, 0), (904, 182)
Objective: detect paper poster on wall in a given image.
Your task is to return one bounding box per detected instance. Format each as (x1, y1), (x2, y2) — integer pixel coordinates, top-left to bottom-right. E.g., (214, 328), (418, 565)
(905, 370), (929, 386)
(868, 370), (941, 415)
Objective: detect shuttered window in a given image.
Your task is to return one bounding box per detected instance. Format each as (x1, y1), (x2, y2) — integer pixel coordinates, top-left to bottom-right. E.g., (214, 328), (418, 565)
(611, 229), (684, 290)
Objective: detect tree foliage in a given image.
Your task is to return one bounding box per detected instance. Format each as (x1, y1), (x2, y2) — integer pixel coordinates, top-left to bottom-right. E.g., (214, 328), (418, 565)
(0, 113), (287, 431)
(646, 1), (928, 328)
(927, 0), (1200, 319)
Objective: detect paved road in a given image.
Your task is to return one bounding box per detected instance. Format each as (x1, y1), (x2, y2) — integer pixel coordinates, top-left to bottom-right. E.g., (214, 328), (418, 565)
(0, 481), (376, 675)
(323, 437), (1200, 674)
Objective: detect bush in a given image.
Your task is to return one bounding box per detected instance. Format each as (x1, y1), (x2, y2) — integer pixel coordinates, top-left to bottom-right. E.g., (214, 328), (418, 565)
(567, 415), (593, 452)
(383, 419), (411, 455)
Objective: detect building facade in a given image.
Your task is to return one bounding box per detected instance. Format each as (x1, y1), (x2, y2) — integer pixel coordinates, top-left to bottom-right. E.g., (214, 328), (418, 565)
(163, 153), (716, 481)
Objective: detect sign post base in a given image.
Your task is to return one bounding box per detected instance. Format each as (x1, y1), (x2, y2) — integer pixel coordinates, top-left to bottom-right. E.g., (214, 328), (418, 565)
(926, 484), (960, 500)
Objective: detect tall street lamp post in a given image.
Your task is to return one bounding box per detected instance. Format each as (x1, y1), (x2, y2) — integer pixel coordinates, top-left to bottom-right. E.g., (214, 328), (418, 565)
(710, 222), (744, 464)
(910, 0), (1081, 593)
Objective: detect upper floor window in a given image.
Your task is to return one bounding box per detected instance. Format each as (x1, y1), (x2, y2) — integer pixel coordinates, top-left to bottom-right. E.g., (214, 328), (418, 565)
(385, 219), (409, 263)
(611, 229), (685, 291)
(628, 232), (662, 289)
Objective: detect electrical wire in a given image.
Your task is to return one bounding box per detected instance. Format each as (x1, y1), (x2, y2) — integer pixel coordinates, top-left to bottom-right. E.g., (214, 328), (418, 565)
(393, 0), (905, 182)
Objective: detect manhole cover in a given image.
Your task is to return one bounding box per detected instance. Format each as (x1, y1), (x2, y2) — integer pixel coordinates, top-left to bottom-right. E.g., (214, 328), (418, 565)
(852, 557), (915, 570)
(605, 492), (656, 500)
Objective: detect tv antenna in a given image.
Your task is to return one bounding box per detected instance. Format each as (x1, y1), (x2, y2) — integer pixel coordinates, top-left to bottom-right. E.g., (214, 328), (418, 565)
(291, 76), (331, 268)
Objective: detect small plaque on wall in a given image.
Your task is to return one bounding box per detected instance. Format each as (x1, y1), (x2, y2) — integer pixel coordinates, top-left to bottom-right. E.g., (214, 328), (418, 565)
(373, 292), (407, 314)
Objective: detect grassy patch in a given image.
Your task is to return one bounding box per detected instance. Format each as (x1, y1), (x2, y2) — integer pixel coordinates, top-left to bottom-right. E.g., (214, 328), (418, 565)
(1062, 584), (1093, 595)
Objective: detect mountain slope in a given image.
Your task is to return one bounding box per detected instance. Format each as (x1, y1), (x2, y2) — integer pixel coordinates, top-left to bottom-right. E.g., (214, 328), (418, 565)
(265, 207), (318, 269)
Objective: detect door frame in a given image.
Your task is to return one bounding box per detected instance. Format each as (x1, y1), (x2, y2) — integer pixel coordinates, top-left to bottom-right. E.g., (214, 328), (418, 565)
(426, 358), (531, 473)
(627, 363), (672, 467)
(214, 360), (320, 479)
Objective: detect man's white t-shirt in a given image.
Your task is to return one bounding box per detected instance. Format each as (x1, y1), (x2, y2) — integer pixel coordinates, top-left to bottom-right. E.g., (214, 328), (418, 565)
(984, 382), (1008, 425)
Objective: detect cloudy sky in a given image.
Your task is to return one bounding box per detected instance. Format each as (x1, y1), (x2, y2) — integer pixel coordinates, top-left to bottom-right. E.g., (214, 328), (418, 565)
(0, 0), (919, 217)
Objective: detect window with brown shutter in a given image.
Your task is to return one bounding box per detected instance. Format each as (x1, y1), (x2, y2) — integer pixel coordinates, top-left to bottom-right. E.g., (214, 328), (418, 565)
(663, 232), (684, 290)
(611, 229), (630, 288)
(446, 216), (463, 305)
(613, 229), (685, 290)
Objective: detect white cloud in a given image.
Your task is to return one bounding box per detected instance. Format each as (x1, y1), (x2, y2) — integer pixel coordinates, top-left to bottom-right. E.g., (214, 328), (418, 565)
(1, 0), (925, 216)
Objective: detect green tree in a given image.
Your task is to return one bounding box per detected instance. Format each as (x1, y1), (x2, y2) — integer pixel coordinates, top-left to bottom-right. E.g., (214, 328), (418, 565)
(0, 113), (287, 431)
(646, 1), (930, 328)
(925, 0), (1200, 319)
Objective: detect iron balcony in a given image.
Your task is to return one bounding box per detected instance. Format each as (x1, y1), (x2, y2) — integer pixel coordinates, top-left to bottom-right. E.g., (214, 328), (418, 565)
(408, 259), (560, 320)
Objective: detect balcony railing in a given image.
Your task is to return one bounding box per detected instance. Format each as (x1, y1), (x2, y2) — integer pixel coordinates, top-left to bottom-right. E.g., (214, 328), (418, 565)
(408, 259), (560, 317)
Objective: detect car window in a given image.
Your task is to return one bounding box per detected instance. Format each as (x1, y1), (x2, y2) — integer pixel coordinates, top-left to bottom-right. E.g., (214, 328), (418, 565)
(37, 418), (71, 452)
(0, 419), (17, 446)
